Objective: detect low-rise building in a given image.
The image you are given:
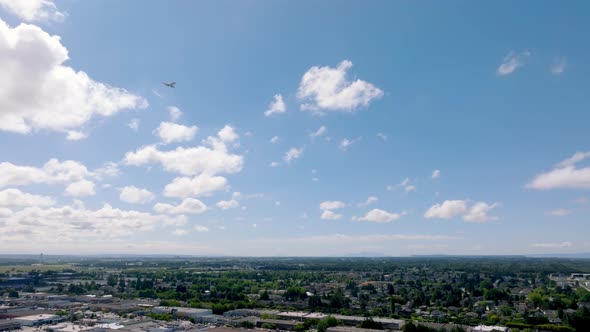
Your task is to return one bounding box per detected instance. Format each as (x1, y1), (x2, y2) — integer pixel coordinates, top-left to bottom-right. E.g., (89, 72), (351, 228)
(14, 314), (63, 326)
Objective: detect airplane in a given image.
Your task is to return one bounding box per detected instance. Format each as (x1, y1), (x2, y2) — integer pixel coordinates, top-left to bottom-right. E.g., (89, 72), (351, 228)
(162, 81), (176, 88)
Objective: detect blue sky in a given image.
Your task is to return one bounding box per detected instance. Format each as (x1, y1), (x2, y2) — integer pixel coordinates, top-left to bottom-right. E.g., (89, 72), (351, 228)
(0, 0), (589, 256)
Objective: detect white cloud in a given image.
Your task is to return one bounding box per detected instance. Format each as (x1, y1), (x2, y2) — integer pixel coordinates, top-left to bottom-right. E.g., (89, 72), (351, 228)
(163, 174), (227, 198)
(320, 201), (346, 210)
(386, 185), (393, 191)
(556, 151), (590, 168)
(194, 225), (209, 232)
(168, 106), (182, 122)
(217, 193), (241, 210)
(154, 198), (207, 214)
(358, 208), (400, 223)
(497, 51), (530, 76)
(269, 161), (280, 167)
(218, 125), (239, 143)
(425, 200), (467, 219)
(128, 119), (139, 131)
(173, 229), (188, 236)
(424, 200), (499, 222)
(0, 203), (187, 244)
(270, 136), (280, 143)
(527, 151), (590, 190)
(377, 133), (388, 141)
(0, 188), (54, 207)
(0, 19), (147, 137)
(358, 196), (378, 207)
(0, 159), (90, 188)
(64, 179), (95, 197)
(284, 147), (304, 162)
(432, 169), (441, 179)
(0, 0), (64, 22)
(463, 202), (499, 222)
(119, 186), (154, 204)
(398, 178), (415, 193)
(551, 57), (567, 75)
(546, 209), (572, 217)
(404, 185), (416, 193)
(310, 126), (327, 138)
(155, 121), (198, 144)
(297, 60), (383, 112)
(532, 242), (573, 249)
(321, 210), (342, 220)
(339, 137), (360, 151)
(66, 130), (87, 141)
(124, 140), (243, 177)
(94, 162), (120, 179)
(264, 94), (286, 117)
(217, 199), (239, 210)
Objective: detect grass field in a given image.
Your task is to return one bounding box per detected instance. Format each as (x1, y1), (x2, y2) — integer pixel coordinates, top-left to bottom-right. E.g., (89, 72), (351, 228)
(0, 264), (73, 273)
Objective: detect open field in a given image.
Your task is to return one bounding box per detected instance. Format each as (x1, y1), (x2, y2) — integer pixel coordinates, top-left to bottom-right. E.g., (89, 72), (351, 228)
(0, 264), (73, 273)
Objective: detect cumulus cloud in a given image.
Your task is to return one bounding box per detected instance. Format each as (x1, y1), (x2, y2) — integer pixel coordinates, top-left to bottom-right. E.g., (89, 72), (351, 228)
(217, 199), (239, 210)
(173, 229), (187, 236)
(163, 174), (227, 198)
(194, 225), (209, 232)
(269, 161), (280, 167)
(128, 119), (140, 131)
(270, 136), (280, 144)
(66, 130), (87, 141)
(546, 209), (572, 217)
(463, 202), (499, 222)
(94, 162), (120, 179)
(310, 126), (327, 138)
(284, 147), (304, 162)
(0, 203), (186, 243)
(527, 151), (590, 190)
(0, 0), (64, 22)
(154, 198), (207, 214)
(297, 60), (383, 112)
(358, 196), (378, 207)
(64, 179), (95, 197)
(168, 106), (182, 122)
(155, 122), (198, 144)
(217, 125), (239, 143)
(551, 57), (567, 75)
(321, 210), (342, 220)
(376, 133), (388, 141)
(216, 192), (241, 210)
(320, 201), (346, 210)
(0, 19), (147, 137)
(119, 186), (154, 204)
(0, 188), (54, 206)
(124, 136), (243, 177)
(264, 94), (286, 117)
(0, 159), (89, 187)
(358, 208), (400, 223)
(339, 137), (361, 151)
(497, 51), (530, 76)
(432, 169), (441, 179)
(398, 178), (415, 193)
(424, 200), (499, 222)
(319, 200), (345, 220)
(532, 241), (573, 249)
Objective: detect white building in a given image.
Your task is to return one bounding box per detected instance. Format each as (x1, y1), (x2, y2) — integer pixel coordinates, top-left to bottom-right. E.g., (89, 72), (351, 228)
(14, 314), (63, 326)
(473, 325), (507, 332)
